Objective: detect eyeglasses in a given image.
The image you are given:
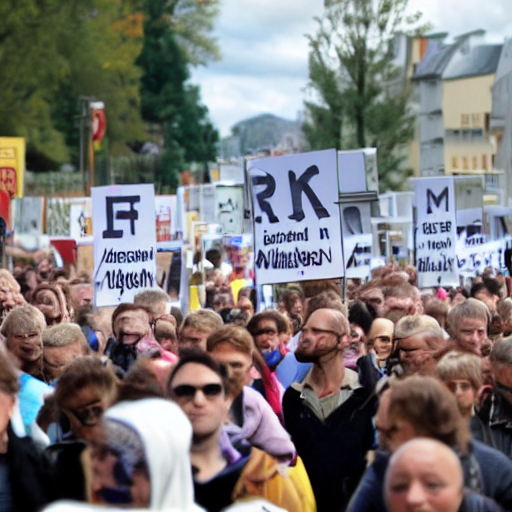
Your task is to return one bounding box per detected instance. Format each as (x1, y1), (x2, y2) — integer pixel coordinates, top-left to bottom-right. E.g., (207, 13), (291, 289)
(371, 336), (392, 344)
(301, 327), (342, 338)
(253, 328), (277, 337)
(171, 383), (223, 400)
(67, 404), (104, 427)
(446, 381), (473, 393)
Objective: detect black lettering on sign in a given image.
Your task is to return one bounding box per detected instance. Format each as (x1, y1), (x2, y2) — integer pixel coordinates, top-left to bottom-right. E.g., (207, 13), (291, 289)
(288, 165), (330, 222)
(252, 173), (278, 224)
(255, 246), (332, 269)
(426, 187), (449, 214)
(319, 228), (329, 240)
(97, 268), (155, 297)
(103, 196), (141, 238)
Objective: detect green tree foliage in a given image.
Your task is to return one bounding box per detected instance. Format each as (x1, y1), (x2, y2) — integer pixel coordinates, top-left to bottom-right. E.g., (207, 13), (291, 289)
(137, 0), (218, 188)
(304, 0), (429, 191)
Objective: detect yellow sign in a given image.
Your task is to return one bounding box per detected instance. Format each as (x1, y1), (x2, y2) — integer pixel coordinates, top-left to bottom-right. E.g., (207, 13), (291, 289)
(0, 137), (25, 197)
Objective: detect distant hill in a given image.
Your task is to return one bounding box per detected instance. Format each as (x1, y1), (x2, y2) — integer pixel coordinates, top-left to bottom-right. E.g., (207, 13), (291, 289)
(218, 113), (307, 159)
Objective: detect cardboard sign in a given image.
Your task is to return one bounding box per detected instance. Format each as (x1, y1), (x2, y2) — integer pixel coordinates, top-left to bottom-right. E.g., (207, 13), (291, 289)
(92, 184), (157, 307)
(248, 149), (343, 285)
(415, 178), (458, 288)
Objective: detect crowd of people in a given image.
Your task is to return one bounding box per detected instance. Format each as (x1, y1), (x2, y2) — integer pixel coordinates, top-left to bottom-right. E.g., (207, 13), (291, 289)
(3, 258), (512, 512)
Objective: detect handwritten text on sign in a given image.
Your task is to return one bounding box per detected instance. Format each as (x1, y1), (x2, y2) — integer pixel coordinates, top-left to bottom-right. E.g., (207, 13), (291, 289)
(248, 149), (343, 285)
(92, 184), (157, 307)
(415, 178), (458, 288)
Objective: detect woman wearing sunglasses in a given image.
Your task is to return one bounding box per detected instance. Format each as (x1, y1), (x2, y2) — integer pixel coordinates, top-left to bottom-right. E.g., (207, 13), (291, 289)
(167, 349), (315, 512)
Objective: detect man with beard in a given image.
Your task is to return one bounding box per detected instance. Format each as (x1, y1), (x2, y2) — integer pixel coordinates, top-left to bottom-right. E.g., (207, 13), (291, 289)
(282, 308), (376, 512)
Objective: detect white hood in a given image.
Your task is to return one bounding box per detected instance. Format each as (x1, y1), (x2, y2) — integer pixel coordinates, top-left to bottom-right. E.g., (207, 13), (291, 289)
(104, 398), (200, 512)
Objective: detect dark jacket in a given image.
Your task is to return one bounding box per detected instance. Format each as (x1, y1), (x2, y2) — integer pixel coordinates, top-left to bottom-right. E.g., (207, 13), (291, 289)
(7, 422), (57, 512)
(346, 440), (512, 512)
(283, 385), (376, 512)
(472, 391), (512, 460)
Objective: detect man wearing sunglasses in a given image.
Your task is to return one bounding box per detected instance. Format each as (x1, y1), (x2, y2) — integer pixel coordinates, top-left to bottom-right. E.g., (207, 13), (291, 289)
(473, 336), (512, 460)
(282, 308), (377, 512)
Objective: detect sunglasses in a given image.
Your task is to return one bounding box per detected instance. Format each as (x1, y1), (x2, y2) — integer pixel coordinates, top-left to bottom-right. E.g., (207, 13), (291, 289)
(171, 383), (223, 400)
(67, 404), (104, 427)
(253, 328), (277, 337)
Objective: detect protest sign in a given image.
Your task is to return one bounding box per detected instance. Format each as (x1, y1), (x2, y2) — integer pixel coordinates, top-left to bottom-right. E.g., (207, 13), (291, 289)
(92, 184), (157, 307)
(415, 177), (458, 288)
(216, 185), (244, 235)
(248, 149), (343, 285)
(155, 195), (180, 250)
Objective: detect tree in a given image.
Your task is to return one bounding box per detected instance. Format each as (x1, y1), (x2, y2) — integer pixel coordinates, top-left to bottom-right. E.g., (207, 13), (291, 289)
(303, 0), (429, 191)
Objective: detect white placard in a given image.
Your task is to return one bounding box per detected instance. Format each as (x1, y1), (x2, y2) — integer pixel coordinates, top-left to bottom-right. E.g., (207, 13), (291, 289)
(216, 185), (244, 234)
(345, 233), (373, 279)
(248, 149), (343, 285)
(92, 184), (157, 307)
(415, 178), (458, 288)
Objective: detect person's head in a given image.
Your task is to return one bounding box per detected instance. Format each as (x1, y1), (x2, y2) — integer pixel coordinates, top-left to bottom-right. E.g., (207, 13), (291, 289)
(281, 289), (303, 317)
(357, 282), (385, 317)
(447, 298), (490, 355)
(302, 290), (344, 322)
(498, 298), (512, 336)
(394, 315), (446, 376)
(374, 375), (470, 454)
(66, 274), (93, 312)
(31, 283), (69, 326)
(167, 349), (231, 443)
(178, 309), (224, 353)
(490, 336), (512, 405)
(367, 318), (394, 360)
(470, 276), (502, 312)
(54, 355), (118, 441)
(246, 310), (289, 354)
(152, 315), (178, 354)
(449, 287), (468, 308)
(0, 268), (25, 317)
(207, 325), (254, 396)
(424, 298), (450, 330)
(1, 304), (46, 371)
(0, 347), (20, 440)
(112, 304), (151, 345)
(237, 296), (254, 320)
(383, 283), (422, 323)
(133, 289), (172, 320)
(295, 308), (349, 364)
(385, 438), (464, 512)
(437, 351), (482, 418)
(212, 292), (232, 313)
(42, 322), (90, 382)
(89, 398), (195, 510)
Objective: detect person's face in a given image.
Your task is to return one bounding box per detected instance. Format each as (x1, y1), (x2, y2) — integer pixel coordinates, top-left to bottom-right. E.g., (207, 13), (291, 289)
(169, 362), (230, 440)
(237, 298), (254, 319)
(291, 298), (303, 317)
(68, 283), (93, 310)
(0, 284), (17, 314)
(384, 297), (414, 321)
(374, 390), (419, 452)
(493, 363), (512, 405)
(89, 428), (150, 507)
(474, 289), (499, 311)
(346, 324), (366, 360)
(385, 445), (463, 512)
(359, 288), (385, 316)
(252, 319), (281, 353)
(396, 335), (432, 376)
(34, 289), (62, 324)
(0, 390), (15, 438)
(368, 320), (394, 359)
(209, 342), (253, 391)
(113, 309), (150, 345)
(178, 327), (211, 352)
(43, 343), (84, 381)
(444, 379), (476, 417)
(62, 385), (109, 442)
(7, 329), (43, 365)
(154, 319), (177, 354)
(452, 317), (487, 355)
(296, 309), (346, 363)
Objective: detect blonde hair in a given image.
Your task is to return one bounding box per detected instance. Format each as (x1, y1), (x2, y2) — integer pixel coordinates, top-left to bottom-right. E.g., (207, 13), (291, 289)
(394, 315), (444, 350)
(1, 304), (46, 337)
(437, 351), (482, 390)
(447, 298), (490, 337)
(43, 323), (89, 353)
(180, 309), (223, 335)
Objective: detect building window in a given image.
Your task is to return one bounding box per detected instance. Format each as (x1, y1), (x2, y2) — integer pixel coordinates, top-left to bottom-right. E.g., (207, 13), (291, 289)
(472, 156), (478, 169)
(471, 113), (481, 127)
(482, 154), (488, 170)
(461, 114), (470, 128)
(462, 156), (469, 170)
(451, 156), (458, 169)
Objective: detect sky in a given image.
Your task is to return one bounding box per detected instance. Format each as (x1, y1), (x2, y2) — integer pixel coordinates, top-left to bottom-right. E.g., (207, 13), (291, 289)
(191, 0), (512, 138)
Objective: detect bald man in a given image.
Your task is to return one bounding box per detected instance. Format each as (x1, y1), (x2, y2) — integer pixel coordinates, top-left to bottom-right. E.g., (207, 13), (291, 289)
(367, 317), (394, 362)
(385, 438), (503, 512)
(283, 308), (376, 512)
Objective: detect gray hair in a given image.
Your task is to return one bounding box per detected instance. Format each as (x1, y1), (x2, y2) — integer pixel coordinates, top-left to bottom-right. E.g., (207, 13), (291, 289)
(490, 336), (512, 367)
(1, 304), (46, 338)
(42, 322), (89, 352)
(447, 298), (490, 338)
(394, 315), (445, 350)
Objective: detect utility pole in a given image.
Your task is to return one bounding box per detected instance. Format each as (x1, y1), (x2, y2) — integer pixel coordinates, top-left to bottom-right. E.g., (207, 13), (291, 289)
(76, 96), (96, 195)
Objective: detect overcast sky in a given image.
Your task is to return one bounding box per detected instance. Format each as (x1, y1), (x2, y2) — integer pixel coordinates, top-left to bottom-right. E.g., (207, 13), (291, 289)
(191, 0), (512, 138)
